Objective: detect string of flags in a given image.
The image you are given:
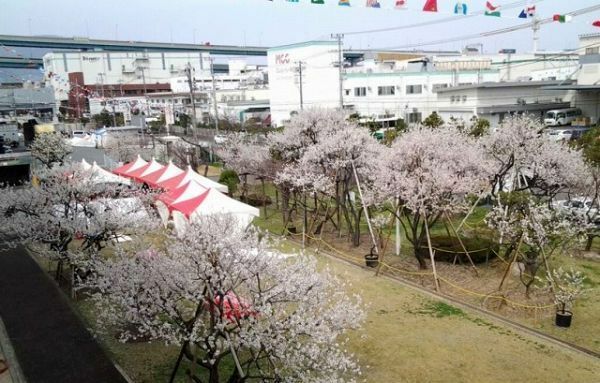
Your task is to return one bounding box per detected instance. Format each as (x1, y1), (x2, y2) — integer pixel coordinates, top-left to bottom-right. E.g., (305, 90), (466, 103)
(261, 0), (600, 28)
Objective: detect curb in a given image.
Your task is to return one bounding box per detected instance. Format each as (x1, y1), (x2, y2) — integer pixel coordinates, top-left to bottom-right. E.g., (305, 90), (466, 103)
(0, 316), (27, 383)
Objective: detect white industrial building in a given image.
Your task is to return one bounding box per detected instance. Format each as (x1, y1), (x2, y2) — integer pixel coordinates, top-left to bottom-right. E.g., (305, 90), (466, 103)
(43, 50), (214, 102)
(267, 41), (580, 127)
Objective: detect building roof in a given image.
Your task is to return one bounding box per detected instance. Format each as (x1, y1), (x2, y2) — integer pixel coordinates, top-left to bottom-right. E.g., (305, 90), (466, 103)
(542, 84), (600, 91)
(435, 80), (571, 93)
(268, 41), (336, 52)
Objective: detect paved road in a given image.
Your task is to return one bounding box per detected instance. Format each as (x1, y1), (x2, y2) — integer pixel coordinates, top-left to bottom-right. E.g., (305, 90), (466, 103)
(0, 245), (127, 383)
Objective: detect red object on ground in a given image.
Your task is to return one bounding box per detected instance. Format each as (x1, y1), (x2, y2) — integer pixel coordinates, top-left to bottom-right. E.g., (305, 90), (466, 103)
(209, 291), (255, 321)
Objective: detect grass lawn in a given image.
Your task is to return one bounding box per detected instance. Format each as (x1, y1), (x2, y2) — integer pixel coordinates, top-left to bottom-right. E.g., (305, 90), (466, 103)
(71, 240), (600, 383)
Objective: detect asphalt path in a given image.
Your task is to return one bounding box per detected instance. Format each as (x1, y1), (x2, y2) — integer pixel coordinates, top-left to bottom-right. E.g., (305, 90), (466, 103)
(0, 244), (127, 383)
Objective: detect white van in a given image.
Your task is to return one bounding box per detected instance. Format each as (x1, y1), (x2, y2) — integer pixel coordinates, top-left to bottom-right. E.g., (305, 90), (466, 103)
(544, 108), (582, 126)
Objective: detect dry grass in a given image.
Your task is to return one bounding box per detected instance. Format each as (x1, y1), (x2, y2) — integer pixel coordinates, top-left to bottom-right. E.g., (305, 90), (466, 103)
(316, 251), (600, 383)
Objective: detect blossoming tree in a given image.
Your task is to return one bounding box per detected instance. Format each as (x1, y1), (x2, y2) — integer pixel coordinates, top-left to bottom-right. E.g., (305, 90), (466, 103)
(87, 215), (364, 383)
(371, 126), (490, 270)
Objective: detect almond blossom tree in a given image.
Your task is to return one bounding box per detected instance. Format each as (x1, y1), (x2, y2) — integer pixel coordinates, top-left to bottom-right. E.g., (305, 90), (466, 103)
(275, 111), (381, 246)
(0, 165), (157, 282)
(87, 215), (364, 383)
(29, 132), (72, 168)
(486, 195), (588, 297)
(480, 115), (587, 199)
(371, 126), (490, 269)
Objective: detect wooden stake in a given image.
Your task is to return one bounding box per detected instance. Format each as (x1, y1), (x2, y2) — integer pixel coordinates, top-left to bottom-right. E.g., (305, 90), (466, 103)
(456, 195), (482, 233)
(375, 211), (398, 277)
(445, 212), (479, 275)
(423, 213), (440, 292)
(498, 235), (524, 291)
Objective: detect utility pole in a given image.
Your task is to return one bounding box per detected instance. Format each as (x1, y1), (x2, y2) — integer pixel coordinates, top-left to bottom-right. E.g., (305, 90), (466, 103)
(138, 65), (148, 143)
(331, 33), (344, 110)
(295, 61), (305, 110)
(532, 16), (540, 54)
(210, 57), (219, 134)
(185, 63), (198, 138)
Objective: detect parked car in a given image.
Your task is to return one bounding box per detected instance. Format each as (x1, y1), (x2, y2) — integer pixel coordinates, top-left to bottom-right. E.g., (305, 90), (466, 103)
(552, 197), (600, 224)
(545, 129), (573, 141)
(72, 130), (89, 138)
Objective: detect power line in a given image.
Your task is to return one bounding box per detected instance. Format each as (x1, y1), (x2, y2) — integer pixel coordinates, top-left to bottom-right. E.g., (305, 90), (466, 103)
(341, 0), (540, 36)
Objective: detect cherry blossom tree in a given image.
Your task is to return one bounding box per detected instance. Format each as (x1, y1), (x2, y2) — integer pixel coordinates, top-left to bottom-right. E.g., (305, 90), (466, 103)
(29, 133), (72, 168)
(0, 165), (157, 282)
(370, 126), (490, 269)
(275, 111), (381, 246)
(87, 215), (364, 383)
(480, 115), (587, 199)
(486, 194), (588, 296)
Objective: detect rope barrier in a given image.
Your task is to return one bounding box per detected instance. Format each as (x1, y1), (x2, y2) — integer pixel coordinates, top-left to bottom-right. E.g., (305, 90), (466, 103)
(299, 233), (555, 311)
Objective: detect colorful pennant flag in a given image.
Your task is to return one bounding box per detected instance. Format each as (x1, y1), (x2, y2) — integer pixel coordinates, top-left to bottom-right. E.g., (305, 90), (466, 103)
(553, 14), (573, 23)
(423, 0), (437, 12)
(311, 0), (325, 4)
(339, 0), (350, 5)
(366, 0), (381, 8)
(484, 1), (500, 17)
(395, 0), (407, 9)
(518, 5), (535, 18)
(454, 1), (467, 15)
(286, 0), (299, 2)
(593, 20), (600, 28)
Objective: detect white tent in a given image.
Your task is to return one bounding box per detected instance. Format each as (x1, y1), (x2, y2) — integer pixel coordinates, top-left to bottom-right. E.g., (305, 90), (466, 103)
(79, 158), (92, 172)
(69, 135), (96, 147)
(170, 188), (259, 234)
(88, 162), (131, 185)
(155, 180), (207, 227)
(127, 158), (164, 182)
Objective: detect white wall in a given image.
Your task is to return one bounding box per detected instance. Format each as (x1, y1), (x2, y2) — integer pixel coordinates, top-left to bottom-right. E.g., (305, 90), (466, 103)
(268, 41), (339, 126)
(44, 51), (212, 102)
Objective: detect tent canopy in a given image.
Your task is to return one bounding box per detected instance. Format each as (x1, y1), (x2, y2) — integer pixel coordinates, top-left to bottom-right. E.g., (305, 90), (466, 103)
(170, 188), (259, 219)
(113, 155), (147, 176)
(158, 165), (228, 193)
(89, 161), (131, 185)
(141, 161), (184, 188)
(156, 180), (207, 208)
(126, 158), (164, 182)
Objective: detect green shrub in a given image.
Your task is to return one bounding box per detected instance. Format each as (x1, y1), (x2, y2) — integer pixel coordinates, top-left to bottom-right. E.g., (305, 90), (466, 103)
(417, 235), (498, 264)
(218, 169), (239, 195)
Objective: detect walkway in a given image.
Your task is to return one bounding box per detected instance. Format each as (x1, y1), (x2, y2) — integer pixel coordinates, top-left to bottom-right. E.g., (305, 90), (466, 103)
(0, 245), (127, 383)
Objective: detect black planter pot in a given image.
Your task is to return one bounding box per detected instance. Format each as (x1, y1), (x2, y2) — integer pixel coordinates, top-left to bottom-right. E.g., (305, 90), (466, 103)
(365, 254), (379, 268)
(287, 226), (297, 235)
(555, 310), (573, 328)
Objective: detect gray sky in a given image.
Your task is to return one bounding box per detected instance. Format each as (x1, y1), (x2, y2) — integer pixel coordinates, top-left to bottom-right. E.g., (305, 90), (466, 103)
(1, 0), (599, 54)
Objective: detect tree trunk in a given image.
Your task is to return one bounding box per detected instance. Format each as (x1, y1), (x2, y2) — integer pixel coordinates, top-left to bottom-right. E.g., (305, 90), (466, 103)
(585, 234), (594, 251)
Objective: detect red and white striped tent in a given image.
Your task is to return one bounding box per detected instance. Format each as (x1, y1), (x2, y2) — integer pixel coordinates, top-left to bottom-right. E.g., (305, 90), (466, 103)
(170, 188), (259, 234)
(155, 180), (207, 226)
(140, 161), (184, 189)
(158, 165), (228, 194)
(125, 158), (164, 183)
(112, 155), (148, 176)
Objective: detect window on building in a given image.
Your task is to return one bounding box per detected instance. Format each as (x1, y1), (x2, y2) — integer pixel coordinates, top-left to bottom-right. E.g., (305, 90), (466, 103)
(585, 47), (600, 55)
(406, 85), (423, 94)
(432, 83), (449, 91)
(407, 112), (422, 123)
(345, 89), (351, 96)
(462, 95), (467, 102)
(378, 86), (395, 96)
(354, 87), (367, 97)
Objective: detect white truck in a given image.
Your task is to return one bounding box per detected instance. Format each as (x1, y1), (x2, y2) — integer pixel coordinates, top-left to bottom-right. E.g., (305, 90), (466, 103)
(0, 123), (23, 148)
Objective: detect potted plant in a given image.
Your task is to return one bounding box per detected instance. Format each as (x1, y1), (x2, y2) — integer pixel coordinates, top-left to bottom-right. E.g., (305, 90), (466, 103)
(365, 246), (379, 268)
(547, 267), (586, 328)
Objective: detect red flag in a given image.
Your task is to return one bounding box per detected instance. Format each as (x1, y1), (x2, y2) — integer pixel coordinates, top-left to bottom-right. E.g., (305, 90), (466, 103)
(486, 1), (498, 11)
(593, 20), (600, 28)
(423, 0), (437, 12)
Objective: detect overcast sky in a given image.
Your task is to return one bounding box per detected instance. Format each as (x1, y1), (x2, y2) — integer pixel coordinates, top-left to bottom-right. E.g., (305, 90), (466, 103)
(1, 0), (599, 54)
